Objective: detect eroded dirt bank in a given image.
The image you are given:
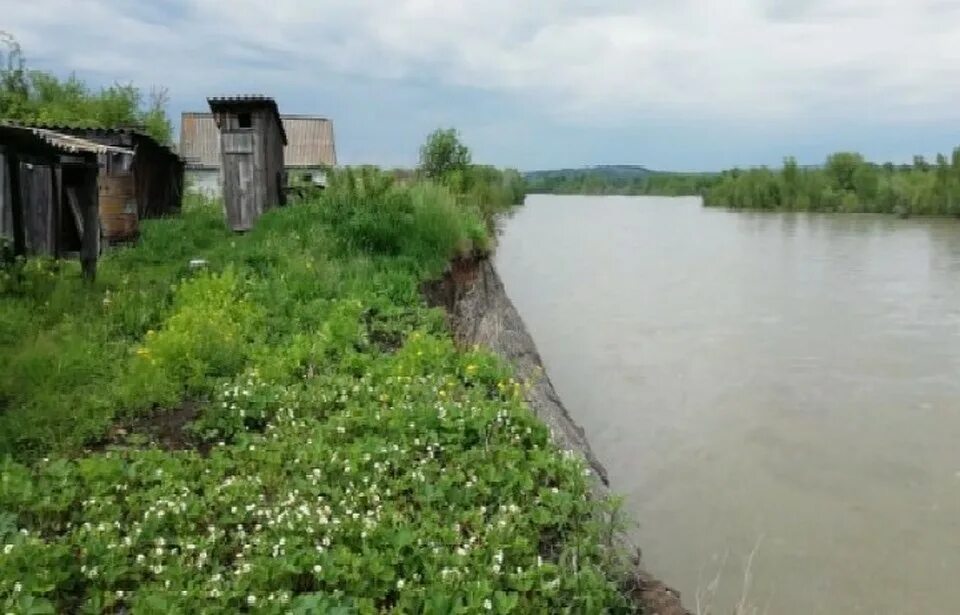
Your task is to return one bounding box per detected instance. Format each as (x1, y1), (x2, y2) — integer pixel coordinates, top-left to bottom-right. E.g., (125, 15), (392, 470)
(422, 254), (690, 615)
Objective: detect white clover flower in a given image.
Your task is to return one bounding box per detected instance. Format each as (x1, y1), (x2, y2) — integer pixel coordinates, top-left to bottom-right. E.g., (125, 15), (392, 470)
(313, 564), (323, 574)
(13, 582), (21, 593)
(483, 599), (493, 610)
(116, 590), (125, 599)
(3, 544), (12, 554)
(396, 579), (405, 590)
(247, 595), (257, 605)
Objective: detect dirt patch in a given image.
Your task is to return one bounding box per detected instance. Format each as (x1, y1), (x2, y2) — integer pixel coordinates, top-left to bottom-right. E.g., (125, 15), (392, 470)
(420, 253), (483, 316)
(626, 567), (689, 615)
(360, 307), (408, 353)
(423, 253), (691, 615)
(96, 401), (209, 454)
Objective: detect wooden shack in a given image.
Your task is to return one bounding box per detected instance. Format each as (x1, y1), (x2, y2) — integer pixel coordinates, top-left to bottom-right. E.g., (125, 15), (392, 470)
(207, 96), (287, 231)
(0, 124), (129, 279)
(23, 126), (185, 241)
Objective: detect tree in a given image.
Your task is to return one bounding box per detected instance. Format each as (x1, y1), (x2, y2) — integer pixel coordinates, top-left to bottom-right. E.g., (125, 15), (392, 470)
(852, 164), (879, 204)
(0, 33), (172, 144)
(825, 152), (864, 192)
(142, 87), (173, 145)
(782, 156), (800, 203)
(419, 128), (471, 180)
(0, 31), (29, 118)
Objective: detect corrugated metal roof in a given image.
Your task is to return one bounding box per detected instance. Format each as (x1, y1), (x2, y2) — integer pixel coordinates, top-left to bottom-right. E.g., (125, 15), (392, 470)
(16, 123), (181, 160)
(0, 123), (133, 156)
(282, 116), (337, 168)
(179, 113), (336, 169)
(207, 94), (277, 105)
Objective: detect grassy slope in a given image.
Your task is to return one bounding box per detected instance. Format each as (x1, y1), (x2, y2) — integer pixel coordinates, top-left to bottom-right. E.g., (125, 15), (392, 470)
(0, 175), (631, 613)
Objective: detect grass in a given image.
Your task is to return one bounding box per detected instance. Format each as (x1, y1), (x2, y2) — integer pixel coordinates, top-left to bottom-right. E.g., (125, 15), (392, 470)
(694, 537), (767, 615)
(0, 172), (633, 613)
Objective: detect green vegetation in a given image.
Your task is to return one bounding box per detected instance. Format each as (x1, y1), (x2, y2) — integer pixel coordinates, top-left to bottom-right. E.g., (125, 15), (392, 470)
(419, 128), (472, 181)
(0, 33), (172, 143)
(705, 151), (960, 215)
(417, 128), (526, 219)
(0, 163), (630, 612)
(525, 166), (717, 196)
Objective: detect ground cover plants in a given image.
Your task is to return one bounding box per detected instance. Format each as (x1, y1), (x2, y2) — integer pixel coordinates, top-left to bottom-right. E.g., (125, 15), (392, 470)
(0, 169), (633, 613)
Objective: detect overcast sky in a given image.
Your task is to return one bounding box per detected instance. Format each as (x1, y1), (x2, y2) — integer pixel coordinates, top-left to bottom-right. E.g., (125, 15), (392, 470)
(4, 0), (960, 170)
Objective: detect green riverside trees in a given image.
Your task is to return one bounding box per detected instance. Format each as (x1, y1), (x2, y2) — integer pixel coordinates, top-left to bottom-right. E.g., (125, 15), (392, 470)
(705, 149), (960, 216)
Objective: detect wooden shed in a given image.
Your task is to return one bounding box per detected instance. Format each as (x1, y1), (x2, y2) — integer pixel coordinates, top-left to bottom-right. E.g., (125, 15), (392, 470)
(4, 125), (184, 244)
(64, 127), (184, 220)
(207, 96), (287, 231)
(0, 124), (129, 279)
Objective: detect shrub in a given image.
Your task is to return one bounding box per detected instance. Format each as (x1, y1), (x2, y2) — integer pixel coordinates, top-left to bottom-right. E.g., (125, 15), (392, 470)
(128, 268), (263, 396)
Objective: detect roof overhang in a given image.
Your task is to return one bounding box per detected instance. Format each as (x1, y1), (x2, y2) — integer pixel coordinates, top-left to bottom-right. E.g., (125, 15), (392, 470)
(207, 95), (288, 145)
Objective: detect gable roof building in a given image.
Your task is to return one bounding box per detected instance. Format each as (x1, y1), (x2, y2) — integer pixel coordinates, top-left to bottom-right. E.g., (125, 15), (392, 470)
(180, 112), (336, 194)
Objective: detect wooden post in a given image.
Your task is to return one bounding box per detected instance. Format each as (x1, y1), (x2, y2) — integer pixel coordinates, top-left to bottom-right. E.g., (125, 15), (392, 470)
(5, 152), (25, 257)
(50, 158), (62, 259)
(80, 162), (99, 282)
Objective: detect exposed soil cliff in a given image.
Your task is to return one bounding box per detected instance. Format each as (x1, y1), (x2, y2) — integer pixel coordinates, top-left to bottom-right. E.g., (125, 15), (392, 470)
(423, 254), (689, 615)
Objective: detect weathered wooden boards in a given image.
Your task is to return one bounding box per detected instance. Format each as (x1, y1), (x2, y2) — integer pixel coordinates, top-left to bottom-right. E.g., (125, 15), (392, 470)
(208, 96), (287, 232)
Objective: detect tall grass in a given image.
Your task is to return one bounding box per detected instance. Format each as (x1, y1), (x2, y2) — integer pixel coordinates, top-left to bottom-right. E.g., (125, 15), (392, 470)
(0, 173), (485, 460)
(0, 173), (632, 613)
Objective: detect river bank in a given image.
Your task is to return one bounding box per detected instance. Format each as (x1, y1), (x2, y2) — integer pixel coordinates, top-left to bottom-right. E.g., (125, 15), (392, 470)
(423, 252), (690, 614)
(0, 176), (663, 613)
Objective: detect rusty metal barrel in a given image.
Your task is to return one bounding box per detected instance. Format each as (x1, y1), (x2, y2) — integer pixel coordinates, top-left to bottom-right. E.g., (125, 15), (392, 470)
(99, 172), (138, 241)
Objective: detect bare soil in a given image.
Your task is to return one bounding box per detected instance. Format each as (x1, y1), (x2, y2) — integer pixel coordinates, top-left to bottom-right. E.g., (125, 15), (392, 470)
(93, 401), (209, 454)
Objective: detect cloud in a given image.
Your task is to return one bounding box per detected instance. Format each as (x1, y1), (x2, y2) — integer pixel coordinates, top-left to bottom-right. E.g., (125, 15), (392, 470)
(4, 0), (960, 136)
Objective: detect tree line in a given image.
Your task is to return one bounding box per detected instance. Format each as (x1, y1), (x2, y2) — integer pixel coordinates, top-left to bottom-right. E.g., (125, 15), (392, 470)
(704, 151), (960, 216)
(0, 32), (172, 144)
(525, 169), (717, 197)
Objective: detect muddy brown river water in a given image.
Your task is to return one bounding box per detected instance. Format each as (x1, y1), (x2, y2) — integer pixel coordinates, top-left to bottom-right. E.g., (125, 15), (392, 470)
(495, 195), (960, 614)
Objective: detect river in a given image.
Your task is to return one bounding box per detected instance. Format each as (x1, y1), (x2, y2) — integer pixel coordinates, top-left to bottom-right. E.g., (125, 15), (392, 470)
(495, 195), (960, 614)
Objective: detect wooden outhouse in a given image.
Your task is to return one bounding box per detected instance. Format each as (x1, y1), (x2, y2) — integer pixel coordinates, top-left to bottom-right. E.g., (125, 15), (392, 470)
(207, 96), (287, 231)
